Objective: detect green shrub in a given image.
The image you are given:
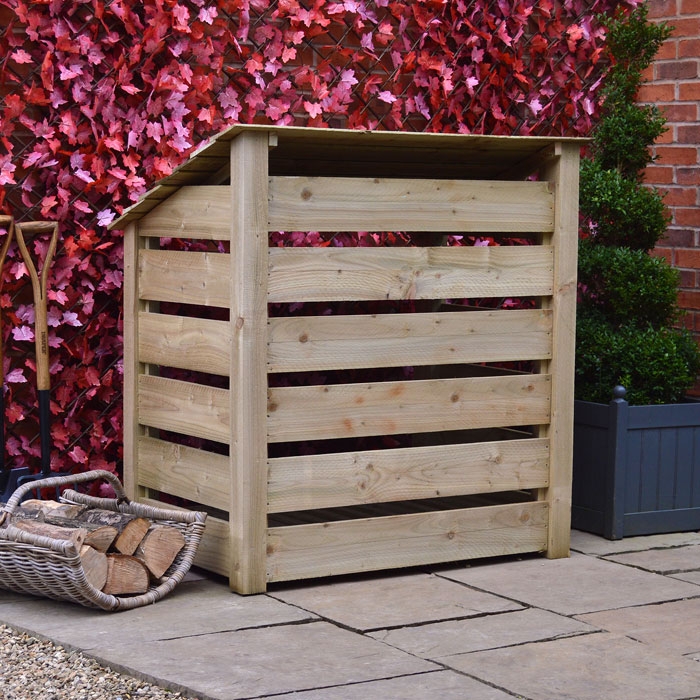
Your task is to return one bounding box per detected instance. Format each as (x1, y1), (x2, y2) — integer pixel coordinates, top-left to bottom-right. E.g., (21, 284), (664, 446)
(575, 310), (700, 405)
(579, 160), (669, 251)
(575, 3), (700, 405)
(590, 102), (668, 179)
(578, 240), (681, 328)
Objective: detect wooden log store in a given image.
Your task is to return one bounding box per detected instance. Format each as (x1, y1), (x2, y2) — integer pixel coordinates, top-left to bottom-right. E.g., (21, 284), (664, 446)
(110, 125), (581, 594)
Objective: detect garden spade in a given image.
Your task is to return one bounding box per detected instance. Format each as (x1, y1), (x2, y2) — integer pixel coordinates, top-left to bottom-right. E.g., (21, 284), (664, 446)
(10, 221), (60, 494)
(0, 216), (31, 499)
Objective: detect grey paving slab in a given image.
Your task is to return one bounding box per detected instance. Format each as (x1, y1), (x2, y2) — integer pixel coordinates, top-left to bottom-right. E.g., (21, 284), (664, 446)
(0, 588), (32, 605)
(369, 608), (595, 659)
(437, 551), (700, 615)
(670, 570), (700, 585)
(570, 529), (700, 556)
(90, 620), (439, 700)
(269, 571), (520, 631)
(0, 580), (315, 649)
(442, 632), (700, 700)
(605, 544), (700, 574)
(271, 670), (517, 699)
(577, 598), (700, 656)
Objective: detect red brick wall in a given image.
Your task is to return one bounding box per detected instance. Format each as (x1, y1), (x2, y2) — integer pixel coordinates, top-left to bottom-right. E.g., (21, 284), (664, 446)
(643, 0), (700, 373)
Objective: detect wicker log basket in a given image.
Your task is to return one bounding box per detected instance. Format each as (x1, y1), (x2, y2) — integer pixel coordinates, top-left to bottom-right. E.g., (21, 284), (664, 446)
(0, 470), (207, 611)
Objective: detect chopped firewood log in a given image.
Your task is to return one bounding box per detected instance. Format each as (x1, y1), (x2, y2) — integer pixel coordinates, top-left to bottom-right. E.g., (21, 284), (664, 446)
(103, 554), (150, 596)
(11, 520), (87, 549)
(78, 509), (151, 556)
(80, 545), (108, 591)
(42, 516), (118, 553)
(135, 525), (185, 578)
(21, 499), (87, 519)
(1, 505), (46, 521)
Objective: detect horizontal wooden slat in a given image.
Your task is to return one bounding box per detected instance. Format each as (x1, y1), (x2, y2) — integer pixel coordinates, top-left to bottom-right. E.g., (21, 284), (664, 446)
(268, 245), (553, 303)
(267, 374), (551, 443)
(266, 501), (548, 581)
(268, 176), (554, 232)
(138, 375), (230, 443)
(139, 312), (231, 375)
(139, 250), (230, 306)
(268, 437), (550, 513)
(140, 497), (230, 577)
(267, 309), (552, 372)
(138, 186), (230, 239)
(137, 436), (229, 511)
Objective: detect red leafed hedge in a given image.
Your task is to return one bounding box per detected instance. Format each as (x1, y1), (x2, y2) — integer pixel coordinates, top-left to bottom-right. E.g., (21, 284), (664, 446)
(0, 0), (638, 479)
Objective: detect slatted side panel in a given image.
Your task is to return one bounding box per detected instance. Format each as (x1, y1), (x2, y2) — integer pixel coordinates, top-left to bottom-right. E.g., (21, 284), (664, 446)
(263, 173), (557, 585)
(131, 187), (235, 534)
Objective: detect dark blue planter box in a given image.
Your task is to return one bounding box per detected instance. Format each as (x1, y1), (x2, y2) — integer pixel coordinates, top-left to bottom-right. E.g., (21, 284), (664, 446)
(572, 388), (700, 539)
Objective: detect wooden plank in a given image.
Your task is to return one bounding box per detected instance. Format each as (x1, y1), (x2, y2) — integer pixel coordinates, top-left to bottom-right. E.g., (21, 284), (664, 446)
(137, 436), (229, 511)
(266, 501), (548, 582)
(267, 374), (551, 443)
(268, 437), (550, 513)
(140, 497), (230, 577)
(267, 176), (554, 232)
(138, 374), (230, 444)
(538, 142), (580, 559)
(136, 186), (230, 239)
(113, 185), (181, 229)
(138, 312), (231, 375)
(267, 308), (552, 373)
(268, 245), (553, 303)
(122, 223), (140, 500)
(229, 130), (270, 594)
(139, 249), (230, 306)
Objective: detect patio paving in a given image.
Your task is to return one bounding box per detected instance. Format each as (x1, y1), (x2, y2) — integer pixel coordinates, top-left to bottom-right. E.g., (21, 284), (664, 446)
(2, 529), (700, 699)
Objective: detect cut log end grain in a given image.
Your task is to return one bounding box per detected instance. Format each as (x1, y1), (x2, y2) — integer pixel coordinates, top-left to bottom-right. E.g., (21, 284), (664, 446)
(79, 545), (108, 591)
(135, 525), (186, 578)
(78, 509), (151, 555)
(103, 555), (150, 596)
(42, 516), (118, 553)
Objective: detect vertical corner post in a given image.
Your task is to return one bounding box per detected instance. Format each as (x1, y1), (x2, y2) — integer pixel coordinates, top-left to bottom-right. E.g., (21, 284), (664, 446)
(122, 222), (141, 501)
(229, 131), (271, 594)
(540, 141), (581, 558)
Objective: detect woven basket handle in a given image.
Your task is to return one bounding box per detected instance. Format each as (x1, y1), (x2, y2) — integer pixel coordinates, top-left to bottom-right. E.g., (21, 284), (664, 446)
(0, 470), (127, 524)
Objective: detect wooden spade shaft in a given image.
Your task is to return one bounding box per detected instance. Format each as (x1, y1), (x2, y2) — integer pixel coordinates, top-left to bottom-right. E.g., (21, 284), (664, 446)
(0, 216), (14, 473)
(14, 221), (59, 476)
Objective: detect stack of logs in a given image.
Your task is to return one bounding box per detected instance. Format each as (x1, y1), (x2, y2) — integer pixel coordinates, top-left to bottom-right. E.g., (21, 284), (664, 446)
(5, 500), (185, 596)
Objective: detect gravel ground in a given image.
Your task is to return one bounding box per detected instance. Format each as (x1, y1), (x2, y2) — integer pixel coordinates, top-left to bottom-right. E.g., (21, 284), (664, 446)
(0, 624), (200, 700)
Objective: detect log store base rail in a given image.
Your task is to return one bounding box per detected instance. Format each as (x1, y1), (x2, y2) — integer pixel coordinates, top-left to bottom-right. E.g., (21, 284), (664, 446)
(110, 125), (581, 595)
